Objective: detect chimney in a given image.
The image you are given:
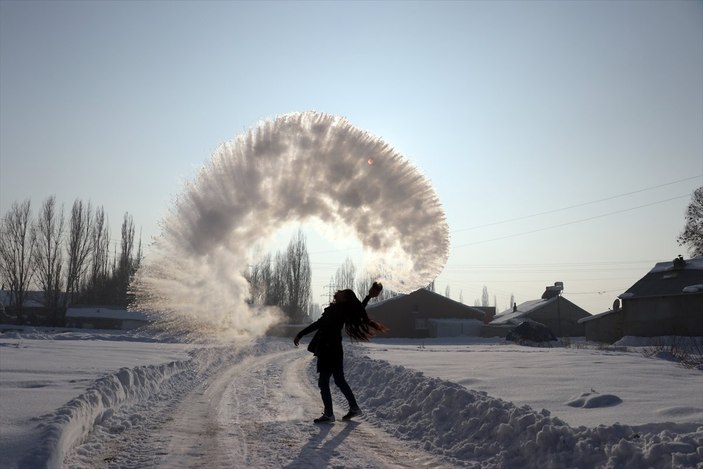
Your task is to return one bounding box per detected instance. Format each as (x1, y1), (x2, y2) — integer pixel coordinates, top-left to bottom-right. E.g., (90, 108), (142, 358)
(542, 282), (564, 300)
(673, 255), (686, 270)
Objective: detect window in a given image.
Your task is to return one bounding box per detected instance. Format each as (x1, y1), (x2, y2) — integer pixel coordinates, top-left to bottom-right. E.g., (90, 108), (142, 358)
(415, 318), (427, 330)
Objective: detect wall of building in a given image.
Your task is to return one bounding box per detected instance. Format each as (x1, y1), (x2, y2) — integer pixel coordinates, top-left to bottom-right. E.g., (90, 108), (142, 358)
(527, 297), (587, 337)
(623, 295), (703, 337)
(583, 311), (623, 344)
(369, 290), (485, 338)
(429, 319), (483, 337)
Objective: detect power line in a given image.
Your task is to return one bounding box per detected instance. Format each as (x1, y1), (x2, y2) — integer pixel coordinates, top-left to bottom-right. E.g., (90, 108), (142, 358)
(453, 194), (690, 249)
(445, 259), (657, 268)
(443, 261), (658, 273)
(445, 267), (650, 273)
(567, 288), (629, 295)
(451, 175), (701, 233)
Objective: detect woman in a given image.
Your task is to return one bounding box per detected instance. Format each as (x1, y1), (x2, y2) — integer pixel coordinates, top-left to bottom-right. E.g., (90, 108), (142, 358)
(294, 282), (386, 423)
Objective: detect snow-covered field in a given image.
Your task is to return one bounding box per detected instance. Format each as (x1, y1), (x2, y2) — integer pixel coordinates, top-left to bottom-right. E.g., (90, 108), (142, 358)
(1, 328), (701, 468)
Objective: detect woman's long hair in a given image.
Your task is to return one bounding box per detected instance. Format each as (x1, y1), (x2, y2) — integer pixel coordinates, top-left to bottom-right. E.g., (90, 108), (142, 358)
(336, 289), (388, 341)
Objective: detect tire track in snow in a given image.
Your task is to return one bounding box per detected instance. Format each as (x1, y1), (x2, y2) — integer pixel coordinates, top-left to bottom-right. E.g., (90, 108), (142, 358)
(155, 348), (461, 468)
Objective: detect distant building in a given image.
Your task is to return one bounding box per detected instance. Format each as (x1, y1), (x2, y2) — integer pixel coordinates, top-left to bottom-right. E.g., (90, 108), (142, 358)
(483, 282), (589, 338)
(581, 256), (703, 343)
(366, 288), (489, 338)
(578, 308), (623, 344)
(65, 306), (149, 330)
(0, 290), (52, 325)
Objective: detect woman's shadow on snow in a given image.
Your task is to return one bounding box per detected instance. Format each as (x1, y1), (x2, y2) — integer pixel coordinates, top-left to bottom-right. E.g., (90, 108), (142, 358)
(283, 421), (360, 468)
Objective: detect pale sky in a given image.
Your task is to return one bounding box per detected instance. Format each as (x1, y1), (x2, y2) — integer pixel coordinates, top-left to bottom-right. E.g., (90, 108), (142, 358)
(1, 0), (702, 314)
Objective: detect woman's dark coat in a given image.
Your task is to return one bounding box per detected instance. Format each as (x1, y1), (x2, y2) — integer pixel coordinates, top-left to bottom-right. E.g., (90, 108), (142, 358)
(298, 302), (352, 373)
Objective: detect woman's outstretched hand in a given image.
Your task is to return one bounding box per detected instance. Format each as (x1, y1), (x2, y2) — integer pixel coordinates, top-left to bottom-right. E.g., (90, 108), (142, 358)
(293, 335), (301, 347)
(368, 282), (383, 298)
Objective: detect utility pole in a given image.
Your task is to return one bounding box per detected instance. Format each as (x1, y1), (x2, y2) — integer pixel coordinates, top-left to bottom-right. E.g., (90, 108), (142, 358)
(321, 279), (338, 304)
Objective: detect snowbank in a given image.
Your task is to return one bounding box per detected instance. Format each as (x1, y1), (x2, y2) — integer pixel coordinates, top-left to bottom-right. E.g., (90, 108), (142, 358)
(340, 348), (703, 468)
(8, 337), (283, 468)
(22, 358), (193, 467)
(2, 331), (702, 468)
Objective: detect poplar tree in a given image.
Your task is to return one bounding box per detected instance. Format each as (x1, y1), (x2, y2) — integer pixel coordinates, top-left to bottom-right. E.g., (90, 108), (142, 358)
(33, 196), (64, 324)
(284, 229), (311, 323)
(64, 199), (93, 308)
(481, 286), (489, 307)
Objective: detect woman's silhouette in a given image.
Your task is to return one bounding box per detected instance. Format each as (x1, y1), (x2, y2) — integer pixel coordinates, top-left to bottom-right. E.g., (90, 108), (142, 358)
(294, 282), (386, 423)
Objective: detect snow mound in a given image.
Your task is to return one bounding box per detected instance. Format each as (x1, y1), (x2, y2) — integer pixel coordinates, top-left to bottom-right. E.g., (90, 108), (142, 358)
(19, 340), (283, 468)
(0, 326), (181, 343)
(344, 347), (703, 468)
(565, 391), (623, 408)
(21, 362), (185, 467)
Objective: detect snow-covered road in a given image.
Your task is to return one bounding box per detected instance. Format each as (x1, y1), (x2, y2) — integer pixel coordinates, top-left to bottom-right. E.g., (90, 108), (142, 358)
(3, 333), (702, 468)
(157, 349), (455, 468)
(64, 343), (458, 468)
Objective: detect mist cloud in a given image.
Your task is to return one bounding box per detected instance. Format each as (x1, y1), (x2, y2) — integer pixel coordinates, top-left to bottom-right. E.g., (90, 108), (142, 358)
(132, 111), (449, 339)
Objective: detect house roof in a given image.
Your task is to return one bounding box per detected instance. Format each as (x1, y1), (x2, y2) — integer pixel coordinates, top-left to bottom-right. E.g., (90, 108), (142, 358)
(491, 297), (556, 325)
(578, 309), (619, 324)
(619, 256), (703, 300)
(365, 293), (407, 309)
(366, 288), (485, 317)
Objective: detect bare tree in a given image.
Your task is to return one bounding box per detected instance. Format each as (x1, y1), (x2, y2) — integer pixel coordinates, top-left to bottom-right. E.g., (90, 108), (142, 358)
(33, 196), (65, 324)
(112, 213), (141, 306)
(135, 228), (142, 273)
(356, 274), (373, 303)
(269, 252), (287, 308)
(444, 284), (451, 299)
(284, 229), (311, 323)
(247, 253), (270, 305)
(481, 286), (489, 307)
(119, 213), (135, 276)
(334, 257), (356, 291)
(308, 302), (322, 322)
(84, 206), (111, 303)
(249, 251), (287, 309)
(64, 199), (93, 308)
(0, 200), (36, 323)
(678, 186), (703, 257)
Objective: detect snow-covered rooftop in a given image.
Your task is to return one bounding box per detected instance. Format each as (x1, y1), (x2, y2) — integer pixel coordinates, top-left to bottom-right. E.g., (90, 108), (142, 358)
(491, 297), (554, 325)
(621, 256), (703, 299)
(648, 256), (703, 273)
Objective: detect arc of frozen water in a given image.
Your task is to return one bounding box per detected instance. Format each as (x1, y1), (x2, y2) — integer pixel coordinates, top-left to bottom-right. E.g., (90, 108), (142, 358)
(132, 111), (449, 339)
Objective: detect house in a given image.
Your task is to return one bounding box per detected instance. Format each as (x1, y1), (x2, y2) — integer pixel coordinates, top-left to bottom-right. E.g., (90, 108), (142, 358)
(0, 290), (52, 325)
(578, 307), (623, 344)
(582, 256), (703, 343)
(482, 282), (590, 338)
(65, 306), (150, 330)
(366, 288), (489, 338)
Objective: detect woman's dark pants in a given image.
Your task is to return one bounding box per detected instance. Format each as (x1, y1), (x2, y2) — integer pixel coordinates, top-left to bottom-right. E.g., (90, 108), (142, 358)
(318, 366), (358, 416)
